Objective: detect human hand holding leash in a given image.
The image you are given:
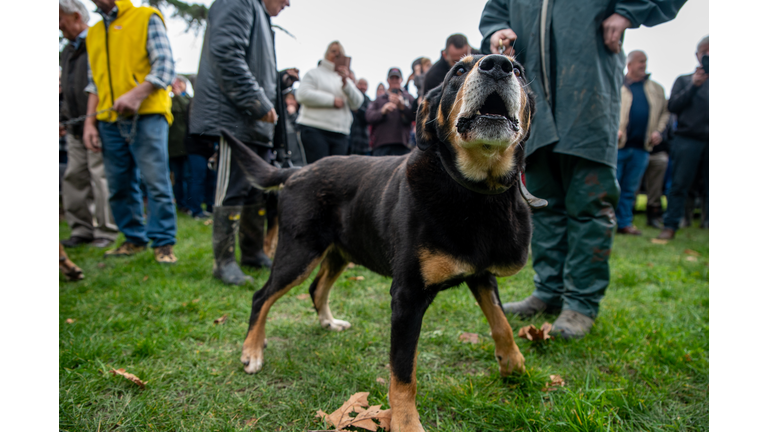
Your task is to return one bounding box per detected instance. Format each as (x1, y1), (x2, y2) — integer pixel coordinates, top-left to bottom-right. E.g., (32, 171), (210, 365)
(113, 81), (155, 115)
(692, 67), (708, 86)
(490, 28), (517, 56)
(601, 13), (631, 54)
(651, 131), (662, 146)
(260, 108), (278, 124)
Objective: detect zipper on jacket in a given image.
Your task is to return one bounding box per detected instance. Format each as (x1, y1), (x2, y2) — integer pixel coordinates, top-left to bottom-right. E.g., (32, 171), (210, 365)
(103, 19), (116, 110)
(540, 0), (551, 104)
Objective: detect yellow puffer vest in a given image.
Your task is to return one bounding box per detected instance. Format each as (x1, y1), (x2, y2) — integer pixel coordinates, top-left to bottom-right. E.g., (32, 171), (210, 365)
(86, 0), (172, 124)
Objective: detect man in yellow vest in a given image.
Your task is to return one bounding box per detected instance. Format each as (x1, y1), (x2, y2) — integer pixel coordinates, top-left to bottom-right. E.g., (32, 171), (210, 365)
(82, 0), (178, 264)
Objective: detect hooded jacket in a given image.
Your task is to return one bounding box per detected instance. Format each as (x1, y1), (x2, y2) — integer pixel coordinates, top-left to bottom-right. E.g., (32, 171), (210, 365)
(189, 0), (278, 146)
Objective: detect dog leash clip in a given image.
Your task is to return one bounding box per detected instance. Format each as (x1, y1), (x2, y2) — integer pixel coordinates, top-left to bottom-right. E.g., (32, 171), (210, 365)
(518, 173), (548, 210)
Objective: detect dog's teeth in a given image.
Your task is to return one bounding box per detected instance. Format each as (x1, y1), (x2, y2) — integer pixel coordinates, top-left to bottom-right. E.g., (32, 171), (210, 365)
(476, 110), (481, 115)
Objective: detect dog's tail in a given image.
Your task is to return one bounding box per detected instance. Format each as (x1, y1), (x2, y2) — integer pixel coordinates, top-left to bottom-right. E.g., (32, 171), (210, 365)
(221, 129), (300, 191)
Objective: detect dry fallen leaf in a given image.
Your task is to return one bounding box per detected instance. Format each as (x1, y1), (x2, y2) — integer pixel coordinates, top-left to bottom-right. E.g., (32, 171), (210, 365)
(685, 256), (698, 262)
(192, 298), (201, 303)
(244, 418), (258, 427)
(459, 332), (479, 344)
(109, 368), (146, 388)
(683, 249), (701, 256)
(518, 323), (553, 341)
(213, 314), (228, 325)
(66, 318), (75, 324)
(347, 262), (356, 269)
(317, 392), (371, 429)
(650, 238), (668, 245)
(542, 374), (565, 392)
(97, 262), (106, 268)
(142, 275), (149, 281)
(376, 377), (387, 386)
(203, 219), (213, 226)
(684, 353), (693, 362)
(297, 293), (310, 300)
(316, 392), (392, 432)
(646, 262), (654, 268)
(347, 276), (365, 281)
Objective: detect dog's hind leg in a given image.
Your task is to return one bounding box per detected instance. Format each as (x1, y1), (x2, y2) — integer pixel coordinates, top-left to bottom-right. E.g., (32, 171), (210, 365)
(241, 244), (327, 374)
(308, 247), (351, 331)
(467, 275), (525, 375)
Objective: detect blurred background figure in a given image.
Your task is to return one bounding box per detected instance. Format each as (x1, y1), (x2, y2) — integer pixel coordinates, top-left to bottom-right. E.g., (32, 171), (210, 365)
(375, 83), (386, 99)
(365, 67), (416, 157)
(348, 75), (372, 156)
(168, 76), (192, 215)
(422, 33), (472, 96)
(284, 90), (307, 166)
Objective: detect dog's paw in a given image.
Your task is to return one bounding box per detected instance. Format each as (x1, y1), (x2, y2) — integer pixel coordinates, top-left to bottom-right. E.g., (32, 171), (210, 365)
(241, 350), (264, 374)
(320, 318), (351, 332)
(498, 351), (525, 376)
(390, 416), (425, 432)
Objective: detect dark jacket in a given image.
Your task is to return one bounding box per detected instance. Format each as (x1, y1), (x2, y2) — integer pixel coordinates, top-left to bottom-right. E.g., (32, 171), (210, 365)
(668, 74), (708, 142)
(365, 90), (416, 149)
(348, 94), (371, 155)
(189, 0), (278, 146)
(479, 0), (685, 167)
(60, 36), (90, 137)
(421, 55), (450, 98)
(169, 94), (191, 158)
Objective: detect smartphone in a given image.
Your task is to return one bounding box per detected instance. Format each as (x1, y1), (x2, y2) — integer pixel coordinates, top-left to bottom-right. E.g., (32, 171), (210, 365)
(334, 55), (351, 72)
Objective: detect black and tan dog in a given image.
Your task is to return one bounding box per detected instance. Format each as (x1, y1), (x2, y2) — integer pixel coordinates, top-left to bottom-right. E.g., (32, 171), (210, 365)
(225, 53), (538, 432)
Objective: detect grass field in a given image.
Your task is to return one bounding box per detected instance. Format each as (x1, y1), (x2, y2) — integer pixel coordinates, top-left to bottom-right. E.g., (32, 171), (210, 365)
(59, 212), (708, 431)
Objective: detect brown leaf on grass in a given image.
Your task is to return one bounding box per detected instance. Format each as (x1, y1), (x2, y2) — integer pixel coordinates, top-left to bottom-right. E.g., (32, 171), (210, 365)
(244, 417), (259, 427)
(203, 219), (213, 226)
(347, 276), (365, 281)
(213, 314), (228, 325)
(459, 332), (479, 344)
(683, 249), (701, 256)
(684, 353), (693, 362)
(109, 368), (146, 388)
(296, 293), (310, 300)
(97, 262), (106, 268)
(343, 405), (389, 431)
(542, 374), (565, 392)
(646, 262), (654, 268)
(347, 262), (356, 269)
(317, 394), (392, 432)
(685, 256), (698, 262)
(317, 392), (371, 429)
(650, 238), (668, 245)
(66, 318), (75, 324)
(192, 298), (201, 303)
(142, 275), (149, 281)
(376, 377), (387, 386)
(518, 323), (553, 341)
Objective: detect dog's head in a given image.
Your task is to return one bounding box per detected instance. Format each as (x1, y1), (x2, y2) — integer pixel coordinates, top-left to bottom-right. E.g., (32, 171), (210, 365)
(416, 54), (534, 186)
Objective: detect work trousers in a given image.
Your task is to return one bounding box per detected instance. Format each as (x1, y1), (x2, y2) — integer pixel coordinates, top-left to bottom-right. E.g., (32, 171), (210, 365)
(298, 125), (349, 164)
(525, 145), (620, 319)
(663, 136), (709, 230)
(644, 151), (669, 209)
(188, 154), (216, 216)
(99, 114), (177, 247)
(62, 134), (118, 240)
(215, 136), (268, 208)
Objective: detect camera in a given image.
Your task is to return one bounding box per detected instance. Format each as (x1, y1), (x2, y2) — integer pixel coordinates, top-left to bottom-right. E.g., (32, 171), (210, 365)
(701, 54), (709, 74)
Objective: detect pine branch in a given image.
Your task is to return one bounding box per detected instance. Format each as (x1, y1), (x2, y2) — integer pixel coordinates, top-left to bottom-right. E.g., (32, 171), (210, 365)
(145, 0), (209, 33)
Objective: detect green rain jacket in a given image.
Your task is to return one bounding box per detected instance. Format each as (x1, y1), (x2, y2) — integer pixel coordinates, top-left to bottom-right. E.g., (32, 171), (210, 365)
(479, 0), (686, 168)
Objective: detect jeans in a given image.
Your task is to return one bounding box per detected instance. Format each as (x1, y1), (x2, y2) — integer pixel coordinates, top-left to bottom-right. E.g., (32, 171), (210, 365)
(663, 136), (709, 230)
(615, 147), (650, 229)
(188, 154), (216, 216)
(99, 114), (177, 247)
(169, 156), (190, 211)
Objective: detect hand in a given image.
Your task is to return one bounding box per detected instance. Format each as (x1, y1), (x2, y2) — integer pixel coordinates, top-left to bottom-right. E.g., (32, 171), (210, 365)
(651, 131), (662, 146)
(336, 66), (350, 87)
(381, 102), (397, 114)
(113, 90), (144, 115)
(601, 13), (632, 54)
(259, 108), (278, 124)
(617, 130), (623, 141)
(83, 121), (102, 153)
(490, 28), (517, 56)
(692, 67), (708, 86)
(285, 68), (299, 85)
(389, 93), (405, 110)
(59, 124), (66, 137)
(333, 97), (345, 109)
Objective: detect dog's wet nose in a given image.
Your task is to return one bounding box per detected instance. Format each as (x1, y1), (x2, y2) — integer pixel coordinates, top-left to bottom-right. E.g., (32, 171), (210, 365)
(479, 55), (514, 81)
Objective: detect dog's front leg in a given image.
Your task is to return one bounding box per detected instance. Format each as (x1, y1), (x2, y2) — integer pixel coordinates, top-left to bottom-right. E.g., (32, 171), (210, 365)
(468, 275), (525, 375)
(388, 281), (435, 432)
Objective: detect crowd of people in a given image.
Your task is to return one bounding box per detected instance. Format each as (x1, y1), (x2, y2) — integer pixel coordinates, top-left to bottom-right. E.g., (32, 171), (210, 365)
(59, 0), (704, 340)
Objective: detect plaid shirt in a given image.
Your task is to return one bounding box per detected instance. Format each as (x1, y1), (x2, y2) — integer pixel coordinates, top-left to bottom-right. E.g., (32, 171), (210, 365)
(85, 6), (175, 95)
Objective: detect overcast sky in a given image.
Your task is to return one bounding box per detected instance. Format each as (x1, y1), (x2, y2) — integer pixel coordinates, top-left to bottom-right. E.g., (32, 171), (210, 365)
(85, 0), (708, 100)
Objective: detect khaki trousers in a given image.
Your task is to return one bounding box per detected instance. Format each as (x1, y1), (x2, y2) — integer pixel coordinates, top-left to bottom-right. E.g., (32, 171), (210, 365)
(644, 151), (669, 209)
(62, 134), (118, 240)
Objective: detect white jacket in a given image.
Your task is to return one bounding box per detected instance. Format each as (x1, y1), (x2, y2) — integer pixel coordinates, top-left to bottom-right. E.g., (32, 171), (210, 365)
(295, 59), (364, 135)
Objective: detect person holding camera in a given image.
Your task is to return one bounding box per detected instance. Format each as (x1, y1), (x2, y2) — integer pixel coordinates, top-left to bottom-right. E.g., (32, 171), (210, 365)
(365, 68), (416, 157)
(295, 41), (364, 164)
(657, 36), (709, 239)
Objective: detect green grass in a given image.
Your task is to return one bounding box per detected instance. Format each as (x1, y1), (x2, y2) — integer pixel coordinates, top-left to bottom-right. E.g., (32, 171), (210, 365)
(59, 213), (708, 431)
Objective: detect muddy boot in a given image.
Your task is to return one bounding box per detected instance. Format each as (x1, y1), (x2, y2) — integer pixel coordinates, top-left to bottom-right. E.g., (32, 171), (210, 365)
(239, 204), (273, 270)
(502, 295), (560, 318)
(551, 310), (595, 340)
(212, 206), (253, 285)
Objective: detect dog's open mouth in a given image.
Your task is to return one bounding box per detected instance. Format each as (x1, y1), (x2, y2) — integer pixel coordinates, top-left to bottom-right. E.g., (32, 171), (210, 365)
(457, 92), (519, 135)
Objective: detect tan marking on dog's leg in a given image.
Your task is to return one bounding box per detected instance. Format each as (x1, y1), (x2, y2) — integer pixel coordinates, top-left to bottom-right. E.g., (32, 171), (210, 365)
(263, 221), (279, 259)
(418, 248), (473, 286)
(312, 256), (351, 332)
(388, 356), (424, 432)
(473, 289), (525, 375)
(241, 255), (325, 374)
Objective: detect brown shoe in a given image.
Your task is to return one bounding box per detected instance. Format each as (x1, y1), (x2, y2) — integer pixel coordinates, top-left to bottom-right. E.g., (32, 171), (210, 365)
(104, 242), (147, 258)
(154, 245), (177, 264)
(657, 228), (675, 240)
(617, 226), (642, 236)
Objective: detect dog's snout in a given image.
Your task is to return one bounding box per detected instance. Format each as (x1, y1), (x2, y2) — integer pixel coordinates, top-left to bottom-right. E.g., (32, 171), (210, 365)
(478, 55), (514, 80)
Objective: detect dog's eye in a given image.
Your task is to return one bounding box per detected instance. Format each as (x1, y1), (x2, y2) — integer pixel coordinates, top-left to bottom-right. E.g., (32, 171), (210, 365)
(513, 67), (521, 77)
(455, 66), (466, 76)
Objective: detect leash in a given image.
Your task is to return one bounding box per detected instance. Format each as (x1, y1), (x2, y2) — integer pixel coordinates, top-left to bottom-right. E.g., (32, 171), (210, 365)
(60, 107), (139, 144)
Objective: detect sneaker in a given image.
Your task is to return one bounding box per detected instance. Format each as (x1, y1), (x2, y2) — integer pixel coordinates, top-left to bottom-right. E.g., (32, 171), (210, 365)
(104, 242), (146, 258)
(61, 236), (93, 248)
(193, 211), (212, 220)
(91, 238), (114, 248)
(551, 310), (595, 340)
(154, 245), (177, 264)
(501, 295), (561, 318)
(617, 225), (642, 236)
(656, 228), (675, 240)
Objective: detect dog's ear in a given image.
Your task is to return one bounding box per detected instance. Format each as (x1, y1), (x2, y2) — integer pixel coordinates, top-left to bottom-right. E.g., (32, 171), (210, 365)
(415, 85), (442, 151)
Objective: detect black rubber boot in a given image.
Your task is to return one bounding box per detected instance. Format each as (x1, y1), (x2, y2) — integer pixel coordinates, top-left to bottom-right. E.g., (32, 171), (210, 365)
(646, 205), (663, 229)
(212, 206), (253, 285)
(239, 204), (273, 270)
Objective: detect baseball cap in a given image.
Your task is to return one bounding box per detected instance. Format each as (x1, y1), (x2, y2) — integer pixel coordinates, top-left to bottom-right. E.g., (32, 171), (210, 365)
(387, 67), (402, 79)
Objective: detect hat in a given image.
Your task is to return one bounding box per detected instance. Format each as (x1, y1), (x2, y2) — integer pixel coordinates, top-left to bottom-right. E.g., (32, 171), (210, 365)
(387, 67), (402, 79)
